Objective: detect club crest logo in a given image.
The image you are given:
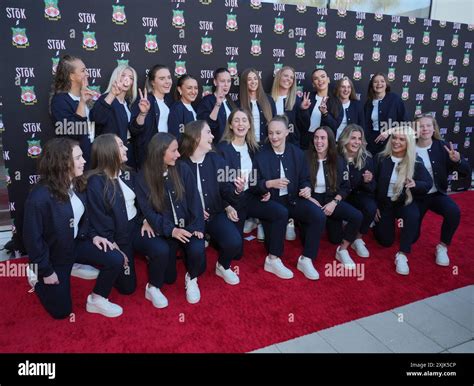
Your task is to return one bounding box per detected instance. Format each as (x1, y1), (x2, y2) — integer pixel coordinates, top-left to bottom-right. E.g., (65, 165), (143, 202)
(435, 51), (443, 64)
(405, 49), (413, 63)
(27, 139), (42, 158)
(462, 53), (470, 66)
(447, 70), (454, 83)
(226, 14), (237, 31)
(5, 168), (11, 185)
(174, 61), (187, 77)
(44, 0), (61, 21)
(469, 104), (474, 117)
(374, 13), (383, 21)
(296, 85), (304, 98)
(202, 85), (213, 98)
(274, 18), (284, 34)
(390, 28), (399, 43)
(295, 42), (305, 58)
(468, 24), (474, 31)
(12, 28), (29, 48)
(451, 34), (459, 47)
(335, 44), (345, 60)
(415, 104), (422, 116)
(112, 5), (127, 25)
(296, 5), (306, 13)
(82, 31), (98, 51)
(317, 21), (326, 37)
(273, 63), (283, 76)
(145, 34), (158, 53)
(431, 88), (438, 100)
(464, 138), (470, 149)
(422, 31), (430, 45)
(250, 0), (262, 9)
(439, 20), (446, 28)
(201, 37), (213, 54)
(387, 67), (396, 82)
(51, 57), (59, 75)
(408, 17), (416, 24)
(418, 69), (426, 82)
(401, 87), (409, 100)
(337, 9), (347, 17)
(227, 62), (238, 77)
(458, 87), (465, 101)
(372, 47), (381, 62)
(20, 86), (37, 105)
(250, 40), (261, 56)
(172, 10), (185, 28)
(453, 122), (460, 133)
(88, 86), (101, 101)
(0, 115), (4, 133)
(117, 59), (129, 66)
(355, 25), (364, 40)
(353, 66), (362, 81)
(442, 104), (450, 118)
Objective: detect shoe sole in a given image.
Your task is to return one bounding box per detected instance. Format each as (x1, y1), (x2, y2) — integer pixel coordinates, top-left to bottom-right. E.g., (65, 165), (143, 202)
(186, 296), (200, 304)
(257, 237), (265, 242)
(435, 260), (450, 267)
(335, 255), (356, 270)
(296, 265), (319, 280)
(285, 234), (296, 241)
(145, 291), (168, 309)
(86, 304), (123, 318)
(215, 268), (240, 285)
(396, 268), (410, 275)
(350, 244), (370, 258)
(264, 265), (293, 279)
(71, 271), (99, 280)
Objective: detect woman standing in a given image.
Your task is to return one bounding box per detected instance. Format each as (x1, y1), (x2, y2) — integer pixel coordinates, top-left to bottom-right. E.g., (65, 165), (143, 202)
(130, 64), (173, 167)
(23, 138), (124, 319)
(413, 114), (471, 265)
(374, 127), (433, 275)
(338, 124), (376, 258)
(168, 74), (199, 140)
(87, 134), (171, 308)
(136, 133), (206, 304)
(90, 65), (138, 167)
(333, 77), (365, 141)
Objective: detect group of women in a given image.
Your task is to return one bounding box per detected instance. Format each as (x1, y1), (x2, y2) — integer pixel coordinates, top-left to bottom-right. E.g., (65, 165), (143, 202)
(24, 55), (470, 319)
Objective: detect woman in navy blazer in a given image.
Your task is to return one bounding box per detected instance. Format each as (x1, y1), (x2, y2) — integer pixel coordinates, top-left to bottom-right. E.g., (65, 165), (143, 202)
(196, 68), (236, 143)
(90, 65), (138, 168)
(136, 133), (206, 304)
(253, 115), (326, 280)
(364, 72), (408, 154)
(333, 77), (365, 140)
(373, 127), (433, 275)
(87, 134), (172, 309)
(179, 120), (244, 285)
(413, 114), (471, 266)
(238, 68), (276, 144)
(130, 64), (174, 167)
(49, 55), (95, 165)
(271, 66), (309, 147)
(305, 126), (363, 270)
(217, 109), (288, 271)
(23, 138), (125, 319)
(337, 124), (377, 258)
(168, 74), (198, 140)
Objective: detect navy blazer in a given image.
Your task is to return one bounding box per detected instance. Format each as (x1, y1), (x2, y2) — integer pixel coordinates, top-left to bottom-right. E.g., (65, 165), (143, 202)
(216, 141), (258, 171)
(87, 171), (142, 245)
(196, 94), (236, 143)
(306, 154), (351, 203)
(274, 95), (305, 147)
(23, 184), (89, 278)
(364, 92), (408, 154)
(50, 92), (92, 165)
(346, 155), (376, 196)
(181, 152), (239, 216)
(340, 100), (365, 131)
(168, 100), (196, 140)
(135, 161), (204, 237)
(374, 154), (433, 206)
(130, 92), (174, 167)
(90, 93), (131, 143)
(416, 139), (471, 195)
(252, 142), (311, 205)
(237, 95), (276, 143)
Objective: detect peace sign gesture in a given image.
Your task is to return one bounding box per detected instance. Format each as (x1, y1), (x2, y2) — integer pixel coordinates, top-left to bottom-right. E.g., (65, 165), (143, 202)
(138, 87), (150, 115)
(444, 141), (460, 163)
(300, 92), (311, 110)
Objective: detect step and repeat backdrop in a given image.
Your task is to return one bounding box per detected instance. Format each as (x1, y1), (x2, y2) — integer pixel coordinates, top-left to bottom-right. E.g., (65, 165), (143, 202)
(1, 0), (473, 248)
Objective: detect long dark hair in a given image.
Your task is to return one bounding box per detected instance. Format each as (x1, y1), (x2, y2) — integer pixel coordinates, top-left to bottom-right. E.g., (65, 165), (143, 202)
(239, 68), (273, 123)
(146, 64), (170, 92)
(179, 120), (210, 159)
(49, 54), (81, 112)
(213, 67), (236, 109)
(311, 68), (341, 119)
(144, 133), (184, 212)
(307, 126), (339, 193)
(38, 137), (86, 201)
(366, 72), (391, 101)
(174, 74), (197, 100)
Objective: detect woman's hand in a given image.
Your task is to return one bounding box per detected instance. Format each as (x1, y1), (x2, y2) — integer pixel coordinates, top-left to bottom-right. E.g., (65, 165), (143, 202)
(225, 205), (239, 222)
(43, 272), (59, 285)
(266, 178), (290, 190)
(92, 236), (115, 252)
(299, 187), (311, 199)
(322, 200), (337, 216)
(138, 88), (151, 115)
(374, 130), (390, 143)
(362, 170), (373, 183)
(300, 92), (311, 110)
(260, 192), (271, 202)
(141, 220), (156, 238)
(172, 227), (192, 243)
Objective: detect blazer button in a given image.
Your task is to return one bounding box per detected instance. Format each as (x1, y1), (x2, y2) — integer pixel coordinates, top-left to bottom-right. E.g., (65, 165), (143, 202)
(176, 205), (179, 208)
(202, 179), (205, 182)
(205, 193), (208, 196)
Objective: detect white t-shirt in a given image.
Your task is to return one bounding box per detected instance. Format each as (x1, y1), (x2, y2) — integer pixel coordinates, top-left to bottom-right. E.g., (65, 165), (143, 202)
(69, 93), (93, 142)
(118, 99), (132, 139)
(183, 102), (197, 120)
(371, 99), (380, 131)
(275, 151), (288, 196)
(117, 172), (138, 221)
(164, 171), (179, 225)
(387, 156), (403, 197)
(336, 101), (351, 141)
(276, 96), (285, 115)
(314, 159), (326, 193)
(250, 100), (261, 141)
(309, 95), (324, 133)
(232, 142), (252, 191)
(155, 97), (170, 133)
(69, 189), (85, 239)
(416, 144), (437, 194)
(223, 100), (231, 119)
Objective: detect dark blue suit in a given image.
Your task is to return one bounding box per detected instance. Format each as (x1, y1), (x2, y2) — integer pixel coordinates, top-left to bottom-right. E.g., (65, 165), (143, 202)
(168, 100), (196, 140)
(237, 95), (276, 143)
(274, 95), (305, 147)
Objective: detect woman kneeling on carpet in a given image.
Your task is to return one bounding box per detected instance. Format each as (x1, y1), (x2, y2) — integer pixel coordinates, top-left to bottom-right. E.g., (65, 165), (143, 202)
(136, 133), (206, 304)
(373, 126), (433, 275)
(24, 138), (125, 319)
(413, 113), (471, 266)
(87, 134), (171, 309)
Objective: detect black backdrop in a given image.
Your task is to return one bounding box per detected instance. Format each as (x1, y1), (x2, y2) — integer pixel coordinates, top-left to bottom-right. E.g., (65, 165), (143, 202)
(1, 0), (473, 250)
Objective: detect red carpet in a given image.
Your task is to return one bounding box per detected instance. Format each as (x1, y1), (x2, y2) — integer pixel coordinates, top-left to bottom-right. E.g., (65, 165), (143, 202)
(1, 192), (473, 353)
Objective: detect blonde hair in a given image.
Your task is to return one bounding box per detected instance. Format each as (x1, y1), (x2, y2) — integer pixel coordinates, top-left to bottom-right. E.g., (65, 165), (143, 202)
(221, 108), (259, 153)
(338, 124), (369, 170)
(380, 126), (417, 205)
(271, 66), (297, 111)
(105, 65), (138, 104)
(414, 113), (442, 141)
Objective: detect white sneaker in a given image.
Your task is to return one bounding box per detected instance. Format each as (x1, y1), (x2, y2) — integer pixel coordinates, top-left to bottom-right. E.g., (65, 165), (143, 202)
(145, 283), (169, 308)
(185, 272), (201, 304)
(297, 256), (319, 280)
(351, 239), (370, 258)
(26, 266), (38, 288)
(205, 240), (209, 248)
(243, 218), (257, 233)
(215, 262), (240, 285)
(86, 294), (123, 318)
(395, 252), (410, 275)
(335, 247), (356, 270)
(264, 256), (293, 279)
(285, 219), (296, 241)
(435, 244), (450, 266)
(71, 263), (99, 280)
(257, 224), (265, 242)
